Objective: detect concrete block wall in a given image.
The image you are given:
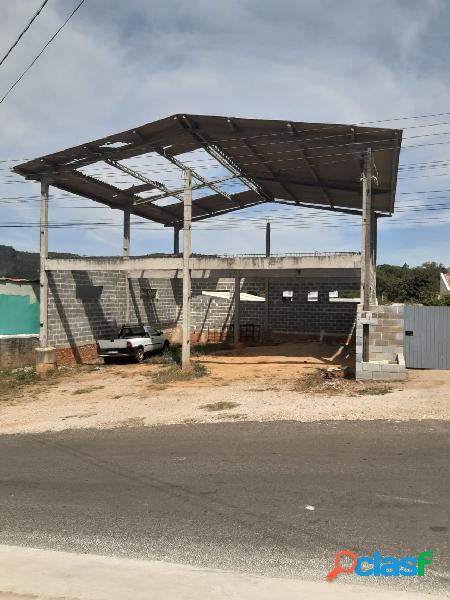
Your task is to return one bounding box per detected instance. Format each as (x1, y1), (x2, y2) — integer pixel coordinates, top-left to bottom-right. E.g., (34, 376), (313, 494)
(46, 270), (360, 359)
(355, 304), (406, 381)
(47, 270), (127, 348)
(129, 277), (182, 329)
(268, 278), (358, 335)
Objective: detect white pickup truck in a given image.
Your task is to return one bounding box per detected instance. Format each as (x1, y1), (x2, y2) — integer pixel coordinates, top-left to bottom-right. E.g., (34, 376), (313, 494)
(96, 324), (169, 363)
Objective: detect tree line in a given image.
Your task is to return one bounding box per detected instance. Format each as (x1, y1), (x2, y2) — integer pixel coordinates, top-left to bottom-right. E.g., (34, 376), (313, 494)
(377, 262), (450, 306)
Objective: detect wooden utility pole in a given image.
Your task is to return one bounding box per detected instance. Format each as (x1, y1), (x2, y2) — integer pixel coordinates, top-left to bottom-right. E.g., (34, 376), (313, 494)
(39, 180), (49, 347)
(123, 210), (130, 323)
(181, 170), (192, 370)
(234, 275), (240, 344)
(265, 222), (271, 257)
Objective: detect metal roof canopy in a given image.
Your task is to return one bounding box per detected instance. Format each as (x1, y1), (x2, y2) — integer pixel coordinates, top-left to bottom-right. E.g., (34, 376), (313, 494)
(14, 114), (402, 226)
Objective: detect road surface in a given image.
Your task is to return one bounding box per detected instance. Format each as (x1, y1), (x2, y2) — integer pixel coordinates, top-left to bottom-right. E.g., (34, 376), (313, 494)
(0, 420), (448, 595)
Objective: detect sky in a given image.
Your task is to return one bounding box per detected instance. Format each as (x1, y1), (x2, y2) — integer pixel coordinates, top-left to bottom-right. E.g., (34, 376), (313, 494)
(1, 0), (450, 266)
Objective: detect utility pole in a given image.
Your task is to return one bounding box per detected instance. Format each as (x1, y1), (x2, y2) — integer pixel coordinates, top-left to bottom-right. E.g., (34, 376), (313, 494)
(181, 170), (192, 370)
(360, 148), (373, 310)
(265, 222), (271, 257)
(360, 148), (373, 362)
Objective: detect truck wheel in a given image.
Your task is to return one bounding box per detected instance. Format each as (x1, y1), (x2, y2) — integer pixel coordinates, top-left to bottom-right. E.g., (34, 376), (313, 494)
(135, 347), (144, 363)
(162, 341), (169, 353)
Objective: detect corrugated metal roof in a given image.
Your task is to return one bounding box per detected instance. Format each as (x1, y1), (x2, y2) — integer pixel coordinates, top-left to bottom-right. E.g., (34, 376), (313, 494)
(13, 114), (402, 225)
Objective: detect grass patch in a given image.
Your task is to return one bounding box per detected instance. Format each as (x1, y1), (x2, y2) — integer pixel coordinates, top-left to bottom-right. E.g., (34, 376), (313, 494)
(217, 412), (247, 420)
(147, 345), (180, 365)
(150, 361), (208, 386)
(146, 342), (232, 367)
(354, 385), (392, 396)
(0, 367), (62, 402)
(72, 385), (104, 395)
(199, 401), (240, 412)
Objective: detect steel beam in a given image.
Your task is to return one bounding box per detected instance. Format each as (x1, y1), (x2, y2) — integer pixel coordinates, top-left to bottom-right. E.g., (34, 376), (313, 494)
(177, 115), (271, 202)
(157, 150), (242, 206)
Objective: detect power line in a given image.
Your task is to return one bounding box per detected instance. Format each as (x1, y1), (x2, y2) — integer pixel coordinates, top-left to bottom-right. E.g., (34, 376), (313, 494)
(0, 0), (50, 68)
(0, 0), (87, 105)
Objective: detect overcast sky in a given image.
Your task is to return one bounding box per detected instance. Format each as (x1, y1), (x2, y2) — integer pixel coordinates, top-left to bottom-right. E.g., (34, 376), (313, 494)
(1, 0), (450, 265)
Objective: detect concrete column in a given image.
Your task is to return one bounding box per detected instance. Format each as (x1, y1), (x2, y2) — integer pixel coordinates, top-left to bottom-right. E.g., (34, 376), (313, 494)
(123, 210), (130, 323)
(234, 275), (240, 344)
(173, 225), (180, 255)
(371, 213), (378, 303)
(360, 148), (374, 310)
(181, 171), (192, 370)
(36, 180), (56, 373)
(39, 180), (49, 347)
(360, 148), (373, 362)
(263, 277), (270, 341)
(265, 222), (271, 257)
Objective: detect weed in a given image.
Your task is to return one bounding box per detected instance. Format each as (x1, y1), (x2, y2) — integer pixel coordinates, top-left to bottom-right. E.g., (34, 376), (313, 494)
(293, 368), (393, 396)
(294, 369), (325, 392)
(0, 367), (59, 401)
(218, 412), (247, 420)
(72, 385), (104, 395)
(199, 401), (240, 412)
(150, 361), (208, 385)
(354, 385), (392, 396)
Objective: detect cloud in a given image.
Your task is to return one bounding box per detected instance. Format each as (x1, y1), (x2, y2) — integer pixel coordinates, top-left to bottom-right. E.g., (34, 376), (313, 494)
(0, 0), (449, 265)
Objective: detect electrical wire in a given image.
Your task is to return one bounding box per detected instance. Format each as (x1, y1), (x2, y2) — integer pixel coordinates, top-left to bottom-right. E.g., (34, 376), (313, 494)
(0, 0), (87, 105)
(0, 0), (50, 68)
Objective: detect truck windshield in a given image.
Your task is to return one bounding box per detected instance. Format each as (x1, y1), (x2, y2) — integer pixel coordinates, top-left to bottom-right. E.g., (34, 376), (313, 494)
(119, 326), (146, 338)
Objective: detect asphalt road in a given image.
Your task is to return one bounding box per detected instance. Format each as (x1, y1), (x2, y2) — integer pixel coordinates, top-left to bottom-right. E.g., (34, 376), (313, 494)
(0, 420), (448, 595)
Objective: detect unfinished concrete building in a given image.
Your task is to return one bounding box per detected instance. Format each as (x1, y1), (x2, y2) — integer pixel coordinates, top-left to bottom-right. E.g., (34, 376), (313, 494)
(14, 114), (405, 379)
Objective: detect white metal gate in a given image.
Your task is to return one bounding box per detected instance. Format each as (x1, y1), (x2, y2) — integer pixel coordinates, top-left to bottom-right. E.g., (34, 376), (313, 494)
(404, 305), (450, 369)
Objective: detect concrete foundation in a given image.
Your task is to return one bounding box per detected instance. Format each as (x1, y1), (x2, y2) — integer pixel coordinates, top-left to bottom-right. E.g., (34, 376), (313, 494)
(35, 346), (56, 374)
(0, 334), (39, 370)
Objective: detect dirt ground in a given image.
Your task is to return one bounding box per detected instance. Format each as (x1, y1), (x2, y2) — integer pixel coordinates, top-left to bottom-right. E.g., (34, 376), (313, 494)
(0, 341), (449, 434)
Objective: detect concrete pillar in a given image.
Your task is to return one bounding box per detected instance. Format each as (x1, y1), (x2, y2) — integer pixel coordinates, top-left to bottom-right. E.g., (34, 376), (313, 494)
(234, 275), (240, 344)
(39, 180), (49, 348)
(360, 148), (373, 310)
(371, 213), (378, 303)
(123, 210), (130, 323)
(181, 171), (192, 370)
(37, 180), (56, 373)
(360, 148), (374, 362)
(173, 225), (180, 255)
(265, 222), (271, 257)
(263, 277), (270, 341)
